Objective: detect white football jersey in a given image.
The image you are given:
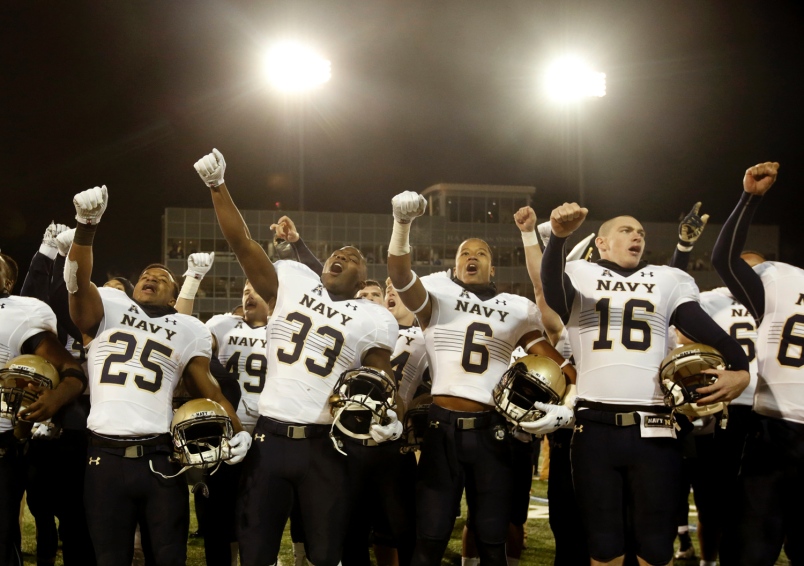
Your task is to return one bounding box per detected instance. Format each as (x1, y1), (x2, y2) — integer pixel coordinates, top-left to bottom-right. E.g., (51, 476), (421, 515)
(259, 261), (398, 424)
(207, 314), (267, 432)
(0, 295), (58, 433)
(564, 261), (699, 406)
(392, 325), (429, 409)
(751, 262), (804, 423)
(86, 287), (212, 436)
(699, 287), (758, 407)
(554, 327), (574, 360)
(421, 275), (543, 405)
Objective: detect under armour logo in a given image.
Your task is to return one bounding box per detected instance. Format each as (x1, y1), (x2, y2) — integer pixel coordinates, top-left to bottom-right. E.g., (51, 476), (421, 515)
(164, 317), (177, 325)
(555, 416), (564, 425)
(254, 433), (265, 442)
(344, 302), (358, 311)
(459, 290), (471, 299)
(573, 425), (584, 433)
(495, 299), (507, 306)
(88, 457), (101, 465)
(0, 304), (4, 309)
(128, 305), (140, 314)
(312, 285), (324, 296)
(640, 271), (654, 278)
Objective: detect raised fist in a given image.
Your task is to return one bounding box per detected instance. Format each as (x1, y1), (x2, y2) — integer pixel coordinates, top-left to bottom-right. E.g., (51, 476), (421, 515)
(678, 202), (709, 246)
(743, 162), (779, 196)
(270, 216), (300, 243)
(55, 228), (76, 257)
(550, 203), (588, 239)
(391, 191), (427, 224)
(185, 252), (215, 280)
(194, 148), (226, 187)
(514, 207), (537, 233)
(73, 186), (108, 225)
(42, 222), (69, 248)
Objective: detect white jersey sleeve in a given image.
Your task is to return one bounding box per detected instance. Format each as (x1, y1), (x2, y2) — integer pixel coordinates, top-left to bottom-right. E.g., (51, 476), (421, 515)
(699, 288), (758, 406)
(258, 261), (398, 424)
(564, 262), (699, 406)
(421, 275), (542, 405)
(86, 287), (213, 436)
(207, 314), (267, 432)
(0, 295), (59, 433)
(392, 325), (429, 409)
(751, 262), (804, 423)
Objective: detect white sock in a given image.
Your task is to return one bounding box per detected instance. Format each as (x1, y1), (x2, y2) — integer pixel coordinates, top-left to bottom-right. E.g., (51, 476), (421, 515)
(677, 525), (690, 535)
(294, 542), (307, 566)
(462, 558), (480, 566)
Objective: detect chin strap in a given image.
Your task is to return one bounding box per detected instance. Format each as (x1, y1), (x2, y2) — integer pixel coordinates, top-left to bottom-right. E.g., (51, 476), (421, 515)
(329, 406), (349, 457)
(148, 441), (228, 479)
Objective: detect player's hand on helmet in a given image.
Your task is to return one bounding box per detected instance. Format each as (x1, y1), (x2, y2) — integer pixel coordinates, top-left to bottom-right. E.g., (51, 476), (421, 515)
(55, 228), (76, 257)
(194, 148), (226, 187)
(694, 368), (749, 405)
(184, 252), (215, 280)
(743, 162), (779, 196)
(678, 202), (709, 246)
(270, 216), (300, 243)
(519, 402), (575, 436)
(369, 409), (403, 443)
(225, 430), (252, 464)
(391, 191), (427, 224)
(514, 207), (538, 233)
(73, 185), (108, 225)
(18, 385), (60, 423)
(550, 203), (588, 239)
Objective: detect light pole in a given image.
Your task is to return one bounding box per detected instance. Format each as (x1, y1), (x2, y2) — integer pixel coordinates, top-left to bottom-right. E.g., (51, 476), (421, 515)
(544, 56), (606, 206)
(264, 41), (331, 211)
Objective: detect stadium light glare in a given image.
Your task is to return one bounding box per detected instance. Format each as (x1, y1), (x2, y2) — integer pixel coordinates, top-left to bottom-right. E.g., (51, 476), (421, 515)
(263, 41), (331, 92)
(544, 56), (606, 102)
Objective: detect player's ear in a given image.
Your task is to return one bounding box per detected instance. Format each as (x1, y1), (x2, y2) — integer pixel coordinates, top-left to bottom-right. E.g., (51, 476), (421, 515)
(168, 297), (177, 308)
(490, 266), (495, 278)
(595, 236), (607, 252)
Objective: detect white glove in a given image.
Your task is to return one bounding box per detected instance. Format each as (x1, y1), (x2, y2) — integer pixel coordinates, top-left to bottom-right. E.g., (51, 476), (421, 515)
(73, 185), (108, 225)
(391, 191), (427, 224)
(369, 409), (403, 443)
(32, 422), (55, 440)
(55, 228), (76, 257)
(194, 148), (226, 187)
(184, 252), (215, 280)
(519, 402), (575, 436)
(537, 221), (552, 247)
(39, 222), (69, 258)
(226, 430), (252, 465)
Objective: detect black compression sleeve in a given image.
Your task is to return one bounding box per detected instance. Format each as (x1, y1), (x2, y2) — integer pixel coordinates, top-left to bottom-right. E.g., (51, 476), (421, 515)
(672, 302), (749, 372)
(20, 252), (54, 302)
(291, 238), (324, 277)
(670, 247), (691, 272)
(540, 233), (576, 325)
(712, 192), (766, 323)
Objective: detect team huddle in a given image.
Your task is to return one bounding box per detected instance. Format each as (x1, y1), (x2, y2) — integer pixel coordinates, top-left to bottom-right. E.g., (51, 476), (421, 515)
(0, 153), (799, 566)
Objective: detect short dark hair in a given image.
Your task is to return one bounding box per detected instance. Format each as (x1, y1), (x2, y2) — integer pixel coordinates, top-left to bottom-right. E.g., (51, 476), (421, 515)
(0, 253), (19, 288)
(140, 263), (180, 299)
(109, 277), (135, 298)
(364, 279), (383, 290)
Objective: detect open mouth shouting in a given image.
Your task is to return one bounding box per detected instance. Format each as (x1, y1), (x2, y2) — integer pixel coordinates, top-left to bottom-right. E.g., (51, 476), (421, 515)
(327, 261), (344, 276)
(141, 282), (157, 293)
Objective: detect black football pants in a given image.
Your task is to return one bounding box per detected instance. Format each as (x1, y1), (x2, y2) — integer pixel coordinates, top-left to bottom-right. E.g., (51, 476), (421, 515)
(0, 432), (24, 566)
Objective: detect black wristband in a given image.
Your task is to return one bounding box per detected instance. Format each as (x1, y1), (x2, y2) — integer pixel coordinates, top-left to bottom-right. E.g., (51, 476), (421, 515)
(73, 224), (98, 246)
(60, 367), (87, 386)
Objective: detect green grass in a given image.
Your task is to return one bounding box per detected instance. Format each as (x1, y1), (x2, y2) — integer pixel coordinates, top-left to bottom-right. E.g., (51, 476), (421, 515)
(20, 480), (792, 565)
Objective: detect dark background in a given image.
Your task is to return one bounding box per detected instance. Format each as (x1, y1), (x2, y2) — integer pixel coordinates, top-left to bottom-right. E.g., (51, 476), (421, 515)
(3, 0), (803, 288)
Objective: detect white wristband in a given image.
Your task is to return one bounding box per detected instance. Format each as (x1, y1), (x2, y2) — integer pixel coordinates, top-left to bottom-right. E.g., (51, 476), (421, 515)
(179, 277), (201, 300)
(521, 231), (540, 247)
(524, 336), (546, 351)
(39, 244), (58, 260)
(410, 292), (430, 314)
(677, 243), (694, 253)
(395, 272), (418, 293)
(388, 220), (411, 256)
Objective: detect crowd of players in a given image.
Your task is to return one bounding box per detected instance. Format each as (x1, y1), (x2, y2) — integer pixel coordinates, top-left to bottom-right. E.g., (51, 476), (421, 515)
(0, 152), (799, 566)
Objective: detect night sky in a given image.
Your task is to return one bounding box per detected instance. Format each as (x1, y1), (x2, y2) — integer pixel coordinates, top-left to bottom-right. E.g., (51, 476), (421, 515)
(3, 1), (804, 289)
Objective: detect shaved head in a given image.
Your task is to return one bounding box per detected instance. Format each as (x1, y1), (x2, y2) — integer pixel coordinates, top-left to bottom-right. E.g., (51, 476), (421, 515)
(598, 216), (640, 238)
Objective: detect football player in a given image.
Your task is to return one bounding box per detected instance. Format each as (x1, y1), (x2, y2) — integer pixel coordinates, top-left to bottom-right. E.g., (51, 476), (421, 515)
(387, 191), (573, 566)
(194, 149), (398, 566)
(669, 202), (758, 565)
(0, 252), (87, 565)
(65, 185), (248, 566)
(541, 203), (750, 566)
(711, 162), (803, 565)
(357, 280), (384, 305)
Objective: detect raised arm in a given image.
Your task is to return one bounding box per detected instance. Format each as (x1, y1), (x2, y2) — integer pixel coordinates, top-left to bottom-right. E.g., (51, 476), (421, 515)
(541, 203), (588, 324)
(176, 252), (215, 316)
(515, 207), (564, 344)
(711, 162), (779, 323)
(194, 149), (278, 305)
(669, 202), (709, 271)
(66, 186), (108, 337)
(386, 192), (431, 328)
(270, 215), (324, 276)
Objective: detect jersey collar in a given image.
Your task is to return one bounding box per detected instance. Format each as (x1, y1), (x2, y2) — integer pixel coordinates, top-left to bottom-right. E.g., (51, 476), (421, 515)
(595, 259), (648, 278)
(451, 276), (498, 301)
(137, 302), (178, 318)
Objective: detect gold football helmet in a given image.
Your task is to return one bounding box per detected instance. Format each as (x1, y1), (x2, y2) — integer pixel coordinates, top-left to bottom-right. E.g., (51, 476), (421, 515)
(659, 343), (726, 418)
(329, 367), (397, 442)
(171, 398), (234, 470)
(493, 355), (568, 425)
(0, 355), (60, 424)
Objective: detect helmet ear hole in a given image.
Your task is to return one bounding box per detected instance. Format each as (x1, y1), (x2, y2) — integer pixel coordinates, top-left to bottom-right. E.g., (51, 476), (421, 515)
(494, 355), (566, 426)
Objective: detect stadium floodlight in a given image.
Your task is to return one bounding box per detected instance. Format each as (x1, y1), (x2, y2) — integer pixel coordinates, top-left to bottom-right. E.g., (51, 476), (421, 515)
(544, 56), (606, 102)
(263, 41), (331, 92)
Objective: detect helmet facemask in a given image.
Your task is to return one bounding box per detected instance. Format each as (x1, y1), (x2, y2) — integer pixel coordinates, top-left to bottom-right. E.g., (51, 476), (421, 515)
(494, 355), (567, 426)
(329, 367), (397, 452)
(0, 355), (60, 425)
(660, 344), (726, 418)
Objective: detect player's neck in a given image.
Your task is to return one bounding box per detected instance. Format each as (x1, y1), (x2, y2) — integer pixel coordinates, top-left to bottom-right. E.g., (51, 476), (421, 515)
(451, 276), (497, 301)
(596, 258), (648, 276)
